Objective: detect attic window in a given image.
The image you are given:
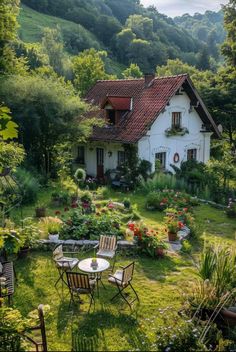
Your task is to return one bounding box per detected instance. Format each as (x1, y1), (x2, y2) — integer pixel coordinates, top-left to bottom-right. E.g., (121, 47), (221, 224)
(172, 112), (182, 129)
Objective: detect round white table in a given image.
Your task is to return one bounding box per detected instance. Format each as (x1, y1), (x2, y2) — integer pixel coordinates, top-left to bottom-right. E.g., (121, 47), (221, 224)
(78, 258), (110, 274)
(78, 258), (110, 296)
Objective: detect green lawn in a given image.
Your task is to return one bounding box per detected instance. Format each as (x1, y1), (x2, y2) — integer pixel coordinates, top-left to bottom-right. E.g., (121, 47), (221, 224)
(10, 187), (236, 350)
(18, 5), (98, 45)
(14, 249), (195, 351)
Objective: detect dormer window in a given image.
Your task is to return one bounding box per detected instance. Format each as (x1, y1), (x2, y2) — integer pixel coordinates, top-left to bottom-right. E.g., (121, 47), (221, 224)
(172, 112), (182, 129)
(101, 96), (132, 126)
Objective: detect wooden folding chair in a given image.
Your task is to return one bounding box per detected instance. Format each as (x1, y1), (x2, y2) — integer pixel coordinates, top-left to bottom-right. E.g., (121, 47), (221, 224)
(23, 304), (48, 352)
(53, 245), (79, 287)
(94, 235), (117, 271)
(108, 262), (139, 308)
(66, 272), (96, 312)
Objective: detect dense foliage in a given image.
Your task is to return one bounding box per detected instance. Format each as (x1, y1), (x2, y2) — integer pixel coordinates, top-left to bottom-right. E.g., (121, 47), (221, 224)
(20, 0), (211, 72)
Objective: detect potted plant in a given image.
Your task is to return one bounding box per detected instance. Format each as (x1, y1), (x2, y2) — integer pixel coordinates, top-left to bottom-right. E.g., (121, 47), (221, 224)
(164, 214), (184, 242)
(47, 221), (61, 241)
(35, 202), (46, 218)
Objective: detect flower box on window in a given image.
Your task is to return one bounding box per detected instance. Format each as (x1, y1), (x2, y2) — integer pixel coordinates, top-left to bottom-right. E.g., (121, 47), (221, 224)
(165, 127), (189, 137)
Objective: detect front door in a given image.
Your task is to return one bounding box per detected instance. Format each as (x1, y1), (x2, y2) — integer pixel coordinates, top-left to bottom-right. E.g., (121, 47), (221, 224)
(96, 148), (104, 178)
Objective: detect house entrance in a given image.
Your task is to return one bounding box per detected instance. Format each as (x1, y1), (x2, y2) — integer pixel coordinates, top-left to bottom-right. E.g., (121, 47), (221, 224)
(96, 148), (104, 178)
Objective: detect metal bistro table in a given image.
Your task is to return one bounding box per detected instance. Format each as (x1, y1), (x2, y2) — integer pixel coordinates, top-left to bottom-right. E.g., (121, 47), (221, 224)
(78, 258), (110, 296)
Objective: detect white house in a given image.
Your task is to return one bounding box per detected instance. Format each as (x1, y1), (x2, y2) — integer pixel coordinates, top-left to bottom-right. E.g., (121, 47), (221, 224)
(74, 74), (220, 177)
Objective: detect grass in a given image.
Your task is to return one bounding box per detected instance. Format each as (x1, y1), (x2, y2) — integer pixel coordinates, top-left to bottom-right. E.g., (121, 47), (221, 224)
(14, 250), (195, 351)
(10, 186), (236, 350)
(18, 5), (98, 45)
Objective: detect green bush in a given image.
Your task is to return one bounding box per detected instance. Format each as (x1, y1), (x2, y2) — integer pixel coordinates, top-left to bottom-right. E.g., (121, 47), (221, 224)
(74, 168), (86, 182)
(60, 210), (122, 240)
(15, 168), (40, 204)
(123, 197), (131, 209)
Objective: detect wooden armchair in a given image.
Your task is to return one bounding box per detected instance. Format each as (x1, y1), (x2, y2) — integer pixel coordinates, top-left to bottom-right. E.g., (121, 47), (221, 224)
(66, 272), (96, 312)
(94, 235), (117, 270)
(23, 304), (47, 352)
(53, 245), (79, 287)
(108, 262), (139, 308)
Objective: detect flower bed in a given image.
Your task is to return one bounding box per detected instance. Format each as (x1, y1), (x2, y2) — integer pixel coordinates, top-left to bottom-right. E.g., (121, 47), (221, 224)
(146, 189), (199, 211)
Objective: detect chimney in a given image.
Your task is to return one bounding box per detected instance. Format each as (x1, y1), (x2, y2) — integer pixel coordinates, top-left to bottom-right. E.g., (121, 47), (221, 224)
(144, 73), (155, 88)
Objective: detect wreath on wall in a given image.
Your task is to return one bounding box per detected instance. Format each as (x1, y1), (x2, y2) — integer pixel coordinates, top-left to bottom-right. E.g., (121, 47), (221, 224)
(173, 153), (180, 163)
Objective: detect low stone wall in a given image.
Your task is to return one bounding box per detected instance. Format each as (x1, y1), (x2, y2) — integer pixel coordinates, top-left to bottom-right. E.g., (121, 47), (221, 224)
(38, 239), (136, 251)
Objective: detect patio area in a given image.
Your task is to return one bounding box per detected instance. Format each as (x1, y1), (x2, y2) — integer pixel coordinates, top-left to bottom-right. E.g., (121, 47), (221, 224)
(13, 249), (193, 351)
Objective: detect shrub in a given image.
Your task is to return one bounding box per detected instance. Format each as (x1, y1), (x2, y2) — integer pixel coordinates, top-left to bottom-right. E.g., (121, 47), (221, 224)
(15, 168), (40, 204)
(20, 217), (41, 248)
(80, 191), (92, 203)
(60, 211), (122, 240)
(123, 197), (131, 209)
(146, 189), (194, 211)
(74, 168), (86, 182)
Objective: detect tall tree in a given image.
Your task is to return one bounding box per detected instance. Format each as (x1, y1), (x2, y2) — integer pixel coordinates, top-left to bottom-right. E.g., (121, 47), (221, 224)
(0, 0), (26, 74)
(73, 49), (110, 96)
(221, 0), (236, 66)
(41, 27), (67, 77)
(0, 75), (89, 174)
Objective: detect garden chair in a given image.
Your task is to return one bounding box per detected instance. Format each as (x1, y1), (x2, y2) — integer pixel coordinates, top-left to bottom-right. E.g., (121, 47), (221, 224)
(66, 272), (96, 312)
(23, 304), (47, 352)
(94, 235), (117, 271)
(0, 261), (14, 305)
(108, 262), (139, 308)
(53, 245), (79, 287)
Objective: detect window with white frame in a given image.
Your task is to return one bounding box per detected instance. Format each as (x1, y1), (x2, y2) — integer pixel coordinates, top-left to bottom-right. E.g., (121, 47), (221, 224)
(187, 148), (197, 161)
(172, 112), (182, 129)
(155, 152), (166, 169)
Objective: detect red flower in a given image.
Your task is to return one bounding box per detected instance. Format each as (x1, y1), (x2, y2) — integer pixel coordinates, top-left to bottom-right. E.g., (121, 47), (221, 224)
(183, 208), (188, 212)
(178, 221), (184, 228)
(71, 203), (78, 208)
(55, 210), (61, 215)
(64, 207), (69, 212)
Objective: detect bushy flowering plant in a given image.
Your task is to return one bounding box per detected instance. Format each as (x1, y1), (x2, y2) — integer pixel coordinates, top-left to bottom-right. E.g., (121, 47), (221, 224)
(127, 221), (168, 257)
(164, 215), (184, 234)
(146, 189), (199, 212)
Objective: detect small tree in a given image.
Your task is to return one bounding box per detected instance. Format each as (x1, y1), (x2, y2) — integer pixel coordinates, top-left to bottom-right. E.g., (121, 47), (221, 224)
(122, 63), (143, 79)
(73, 49), (110, 96)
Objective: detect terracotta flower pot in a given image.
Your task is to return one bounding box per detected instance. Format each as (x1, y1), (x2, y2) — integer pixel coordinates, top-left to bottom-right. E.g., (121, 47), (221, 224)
(168, 232), (177, 242)
(35, 207), (46, 218)
(156, 247), (165, 258)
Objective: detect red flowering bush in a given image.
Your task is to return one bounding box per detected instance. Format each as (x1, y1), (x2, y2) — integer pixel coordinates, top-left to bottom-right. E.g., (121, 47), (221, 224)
(146, 190), (199, 211)
(127, 221), (168, 257)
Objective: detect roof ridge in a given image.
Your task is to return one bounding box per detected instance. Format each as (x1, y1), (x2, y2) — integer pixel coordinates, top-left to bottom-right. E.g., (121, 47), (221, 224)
(97, 73), (189, 83)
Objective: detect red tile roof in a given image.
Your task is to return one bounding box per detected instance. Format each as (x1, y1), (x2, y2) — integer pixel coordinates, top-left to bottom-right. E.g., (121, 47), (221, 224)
(101, 96), (132, 110)
(85, 74), (220, 143)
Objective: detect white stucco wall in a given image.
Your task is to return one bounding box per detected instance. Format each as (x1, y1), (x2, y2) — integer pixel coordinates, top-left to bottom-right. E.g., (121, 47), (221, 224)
(138, 92), (212, 172)
(81, 142), (125, 177)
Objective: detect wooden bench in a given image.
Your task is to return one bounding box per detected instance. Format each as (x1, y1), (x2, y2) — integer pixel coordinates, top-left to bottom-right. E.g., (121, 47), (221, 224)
(0, 261), (14, 305)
